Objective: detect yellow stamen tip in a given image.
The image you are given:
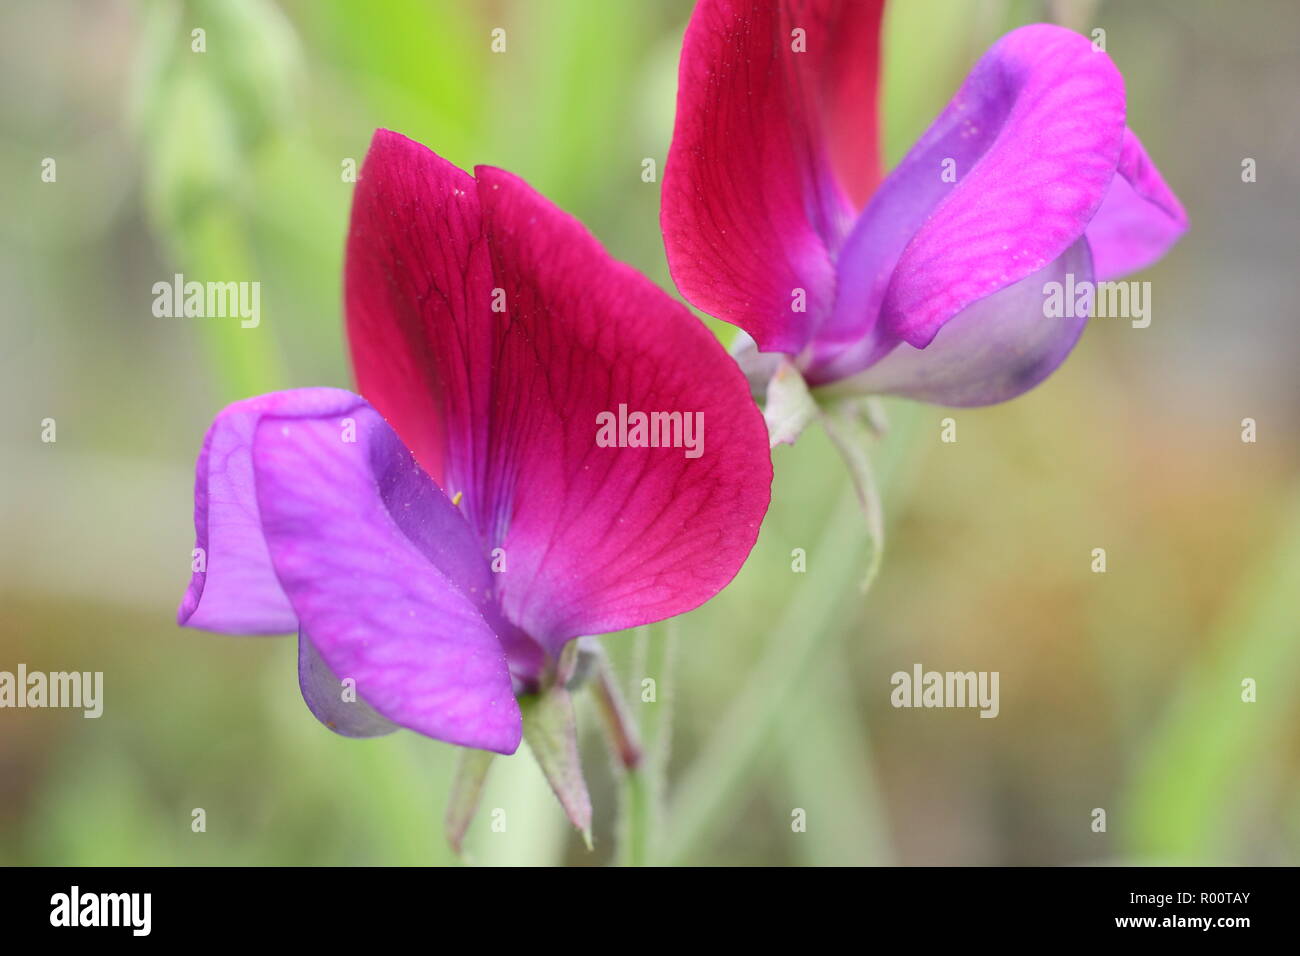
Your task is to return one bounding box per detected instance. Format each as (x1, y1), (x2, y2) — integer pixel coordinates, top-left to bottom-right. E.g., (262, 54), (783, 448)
(451, 491), (464, 507)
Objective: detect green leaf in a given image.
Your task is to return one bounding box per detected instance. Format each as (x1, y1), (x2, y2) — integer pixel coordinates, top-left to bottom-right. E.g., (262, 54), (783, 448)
(819, 399), (886, 588)
(443, 748), (495, 858)
(520, 686), (592, 849)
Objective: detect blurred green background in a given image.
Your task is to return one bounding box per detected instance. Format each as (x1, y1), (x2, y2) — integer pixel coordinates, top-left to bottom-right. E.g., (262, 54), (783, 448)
(2, 0), (1298, 866)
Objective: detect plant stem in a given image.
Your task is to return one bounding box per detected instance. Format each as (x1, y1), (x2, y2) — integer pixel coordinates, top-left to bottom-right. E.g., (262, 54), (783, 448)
(619, 760), (653, 868)
(611, 622), (676, 866)
(591, 650), (643, 770)
(662, 402), (923, 865)
(661, 486), (867, 864)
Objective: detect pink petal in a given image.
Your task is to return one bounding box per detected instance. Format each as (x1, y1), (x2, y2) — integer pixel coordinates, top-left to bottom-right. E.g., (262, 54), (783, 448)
(661, 0), (885, 354)
(808, 25), (1185, 394)
(345, 133), (491, 492)
(344, 132), (772, 657)
(1086, 127), (1188, 280)
(476, 165), (772, 651)
(876, 25), (1125, 351)
(810, 23), (1126, 381)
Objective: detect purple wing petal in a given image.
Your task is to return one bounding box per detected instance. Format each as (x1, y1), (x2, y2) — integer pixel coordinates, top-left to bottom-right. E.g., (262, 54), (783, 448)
(178, 387), (366, 634)
(1085, 127), (1188, 280)
(827, 239), (1093, 406)
(251, 401), (522, 753)
(811, 24), (1130, 381)
(298, 627), (399, 738)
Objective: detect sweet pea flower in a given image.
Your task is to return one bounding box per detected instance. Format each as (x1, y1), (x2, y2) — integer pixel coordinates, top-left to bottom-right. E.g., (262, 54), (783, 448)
(178, 130), (771, 756)
(662, 1), (1187, 407)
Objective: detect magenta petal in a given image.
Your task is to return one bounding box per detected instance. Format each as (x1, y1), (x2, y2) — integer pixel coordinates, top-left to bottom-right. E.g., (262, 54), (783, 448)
(818, 25), (1126, 369)
(1085, 127), (1188, 280)
(344, 131), (772, 659)
(474, 165), (772, 654)
(879, 25), (1125, 350)
(346, 131), (490, 493)
(298, 628), (398, 738)
(829, 239), (1093, 406)
(251, 401), (521, 754)
(178, 387), (366, 634)
(661, 0), (886, 354)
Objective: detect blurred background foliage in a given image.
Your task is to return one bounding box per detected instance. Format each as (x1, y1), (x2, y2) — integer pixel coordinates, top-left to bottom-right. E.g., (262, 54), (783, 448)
(1, 0), (1298, 865)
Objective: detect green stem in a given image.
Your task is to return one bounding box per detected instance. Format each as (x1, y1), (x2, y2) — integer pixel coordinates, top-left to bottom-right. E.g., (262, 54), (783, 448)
(663, 402), (923, 865)
(662, 487), (866, 864)
(611, 622), (676, 866)
(591, 650), (643, 770)
(619, 762), (653, 868)
(779, 649), (894, 864)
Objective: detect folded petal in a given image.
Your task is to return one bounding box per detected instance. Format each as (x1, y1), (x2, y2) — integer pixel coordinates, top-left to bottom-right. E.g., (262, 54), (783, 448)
(661, 0), (885, 354)
(1085, 127), (1188, 280)
(344, 131), (772, 657)
(813, 23), (1128, 376)
(178, 387), (366, 634)
(298, 627), (398, 738)
(825, 239), (1093, 406)
(251, 398), (521, 753)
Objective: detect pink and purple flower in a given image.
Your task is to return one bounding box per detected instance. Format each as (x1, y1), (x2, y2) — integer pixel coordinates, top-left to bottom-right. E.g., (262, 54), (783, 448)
(178, 130), (771, 755)
(661, 1), (1187, 406)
